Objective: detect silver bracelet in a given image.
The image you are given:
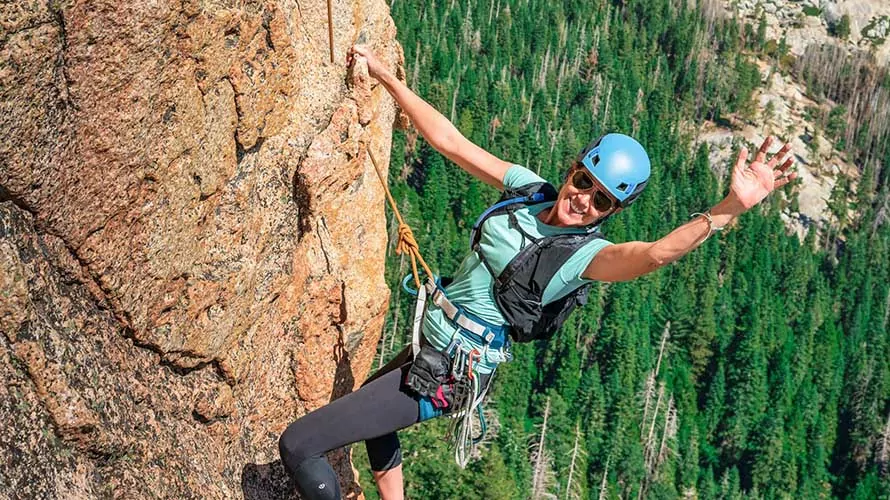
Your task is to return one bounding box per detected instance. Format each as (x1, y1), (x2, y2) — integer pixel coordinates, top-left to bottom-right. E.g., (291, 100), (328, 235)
(690, 211), (724, 238)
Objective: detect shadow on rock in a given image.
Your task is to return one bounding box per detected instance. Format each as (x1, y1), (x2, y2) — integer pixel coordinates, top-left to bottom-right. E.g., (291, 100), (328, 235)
(241, 461), (298, 500)
(328, 326), (355, 402)
(324, 342), (364, 497)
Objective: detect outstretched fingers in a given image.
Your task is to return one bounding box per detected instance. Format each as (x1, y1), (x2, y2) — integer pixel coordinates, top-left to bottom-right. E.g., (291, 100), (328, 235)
(773, 154), (797, 190)
(755, 136), (774, 164)
(773, 156), (795, 178)
(768, 142), (792, 169)
(774, 171), (798, 189)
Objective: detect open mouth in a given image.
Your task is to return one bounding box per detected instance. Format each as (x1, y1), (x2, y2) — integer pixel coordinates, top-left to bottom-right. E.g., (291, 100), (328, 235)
(569, 198), (587, 216)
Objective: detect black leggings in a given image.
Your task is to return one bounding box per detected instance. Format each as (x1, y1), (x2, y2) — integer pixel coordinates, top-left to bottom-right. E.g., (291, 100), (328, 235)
(278, 346), (421, 499)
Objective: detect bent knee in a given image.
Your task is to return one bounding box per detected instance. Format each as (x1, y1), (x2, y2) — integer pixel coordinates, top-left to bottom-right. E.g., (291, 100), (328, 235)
(279, 422), (314, 467)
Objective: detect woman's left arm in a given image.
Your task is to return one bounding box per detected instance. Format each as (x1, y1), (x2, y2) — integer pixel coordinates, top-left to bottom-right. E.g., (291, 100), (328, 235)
(583, 137), (796, 283)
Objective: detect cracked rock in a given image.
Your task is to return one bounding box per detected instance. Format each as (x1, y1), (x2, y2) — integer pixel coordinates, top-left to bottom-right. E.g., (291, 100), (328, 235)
(0, 0), (406, 496)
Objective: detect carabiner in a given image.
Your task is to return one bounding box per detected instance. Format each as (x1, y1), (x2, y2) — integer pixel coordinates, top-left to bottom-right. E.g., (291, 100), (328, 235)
(401, 274), (419, 296)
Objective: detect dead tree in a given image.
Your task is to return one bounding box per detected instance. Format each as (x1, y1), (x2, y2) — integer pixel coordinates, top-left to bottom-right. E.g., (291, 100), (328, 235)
(530, 396), (557, 499)
(537, 44), (552, 91)
(641, 323), (671, 438)
(638, 323), (678, 499)
(553, 53), (568, 119)
(565, 422), (586, 500)
(597, 455), (610, 500)
(653, 397), (678, 473)
(631, 87), (645, 136)
(879, 411), (890, 478)
(378, 253), (407, 368)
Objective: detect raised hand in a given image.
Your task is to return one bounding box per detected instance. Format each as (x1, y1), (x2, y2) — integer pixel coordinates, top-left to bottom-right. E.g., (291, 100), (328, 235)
(347, 44), (390, 81)
(729, 136), (797, 211)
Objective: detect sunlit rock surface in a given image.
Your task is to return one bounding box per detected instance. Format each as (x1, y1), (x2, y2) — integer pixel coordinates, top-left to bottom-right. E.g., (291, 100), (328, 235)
(1, 0), (404, 497)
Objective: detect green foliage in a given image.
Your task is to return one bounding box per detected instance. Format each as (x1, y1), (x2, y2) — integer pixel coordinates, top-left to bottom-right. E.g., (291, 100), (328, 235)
(802, 6), (823, 17)
(756, 15), (768, 49)
(830, 14), (852, 40)
(826, 105), (847, 147)
(762, 100), (776, 123)
(862, 16), (889, 45)
(356, 0), (890, 498)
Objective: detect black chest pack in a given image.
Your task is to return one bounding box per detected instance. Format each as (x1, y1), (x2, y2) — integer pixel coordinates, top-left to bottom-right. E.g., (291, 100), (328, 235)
(469, 182), (604, 342)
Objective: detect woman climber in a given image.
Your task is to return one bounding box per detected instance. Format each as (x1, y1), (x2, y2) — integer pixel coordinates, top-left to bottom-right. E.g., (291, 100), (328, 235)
(278, 44), (797, 500)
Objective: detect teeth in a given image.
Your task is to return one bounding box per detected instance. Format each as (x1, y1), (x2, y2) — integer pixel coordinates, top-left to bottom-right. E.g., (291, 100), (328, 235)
(570, 199), (586, 215)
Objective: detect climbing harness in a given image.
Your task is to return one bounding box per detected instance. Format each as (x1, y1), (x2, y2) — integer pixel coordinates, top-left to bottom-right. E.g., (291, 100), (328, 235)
(400, 274), (510, 466)
(369, 149), (504, 467)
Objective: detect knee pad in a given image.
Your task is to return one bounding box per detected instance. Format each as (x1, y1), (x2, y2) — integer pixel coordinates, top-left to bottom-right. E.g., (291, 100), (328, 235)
(279, 423), (310, 473)
(291, 456), (342, 500)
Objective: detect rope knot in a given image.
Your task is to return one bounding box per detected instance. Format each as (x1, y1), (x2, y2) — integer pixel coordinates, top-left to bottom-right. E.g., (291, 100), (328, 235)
(396, 223), (419, 255)
(369, 147), (433, 287)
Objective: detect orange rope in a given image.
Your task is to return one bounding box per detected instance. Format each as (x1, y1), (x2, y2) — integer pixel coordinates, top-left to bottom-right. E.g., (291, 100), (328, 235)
(367, 147), (434, 289)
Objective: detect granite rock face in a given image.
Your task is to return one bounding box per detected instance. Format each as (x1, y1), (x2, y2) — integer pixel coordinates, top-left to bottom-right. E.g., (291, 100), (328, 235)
(1, 0), (404, 497)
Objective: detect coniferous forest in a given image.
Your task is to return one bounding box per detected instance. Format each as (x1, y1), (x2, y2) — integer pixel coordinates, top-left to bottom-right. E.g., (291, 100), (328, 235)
(355, 0), (890, 498)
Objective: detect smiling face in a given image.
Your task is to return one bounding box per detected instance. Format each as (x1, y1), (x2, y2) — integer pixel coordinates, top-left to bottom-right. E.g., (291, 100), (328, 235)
(543, 164), (622, 228)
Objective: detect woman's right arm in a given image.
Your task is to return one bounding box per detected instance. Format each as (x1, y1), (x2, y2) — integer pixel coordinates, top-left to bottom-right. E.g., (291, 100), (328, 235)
(349, 45), (512, 189)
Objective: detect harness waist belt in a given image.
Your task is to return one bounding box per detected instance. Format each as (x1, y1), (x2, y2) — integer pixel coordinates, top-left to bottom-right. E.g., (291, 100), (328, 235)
(423, 280), (507, 345)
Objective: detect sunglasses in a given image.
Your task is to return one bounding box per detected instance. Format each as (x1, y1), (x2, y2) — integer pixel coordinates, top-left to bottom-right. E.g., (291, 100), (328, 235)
(570, 169), (616, 213)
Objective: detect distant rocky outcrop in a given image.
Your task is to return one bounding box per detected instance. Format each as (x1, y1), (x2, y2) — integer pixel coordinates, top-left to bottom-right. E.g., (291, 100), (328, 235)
(695, 62), (860, 240)
(1, 0), (404, 497)
(731, 0), (890, 66)
(696, 0), (887, 240)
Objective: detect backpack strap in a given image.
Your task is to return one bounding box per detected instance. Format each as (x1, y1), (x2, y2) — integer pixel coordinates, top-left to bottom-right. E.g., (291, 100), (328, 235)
(469, 182), (557, 251)
(471, 181), (605, 282)
(467, 182), (554, 279)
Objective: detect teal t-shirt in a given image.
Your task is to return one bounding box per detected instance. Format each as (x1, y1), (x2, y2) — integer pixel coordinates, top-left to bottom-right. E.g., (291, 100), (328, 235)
(421, 165), (612, 372)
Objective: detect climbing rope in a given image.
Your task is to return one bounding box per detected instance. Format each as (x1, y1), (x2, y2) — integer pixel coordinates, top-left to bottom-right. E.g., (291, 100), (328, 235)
(326, 0), (334, 63)
(368, 143), (490, 468)
(367, 148), (434, 289)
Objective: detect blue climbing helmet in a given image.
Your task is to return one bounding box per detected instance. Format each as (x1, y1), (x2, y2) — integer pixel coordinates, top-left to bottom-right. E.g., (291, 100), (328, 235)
(576, 133), (651, 207)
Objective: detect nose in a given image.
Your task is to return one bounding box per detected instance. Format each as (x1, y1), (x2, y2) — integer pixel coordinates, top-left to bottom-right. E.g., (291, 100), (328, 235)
(574, 191), (592, 209)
